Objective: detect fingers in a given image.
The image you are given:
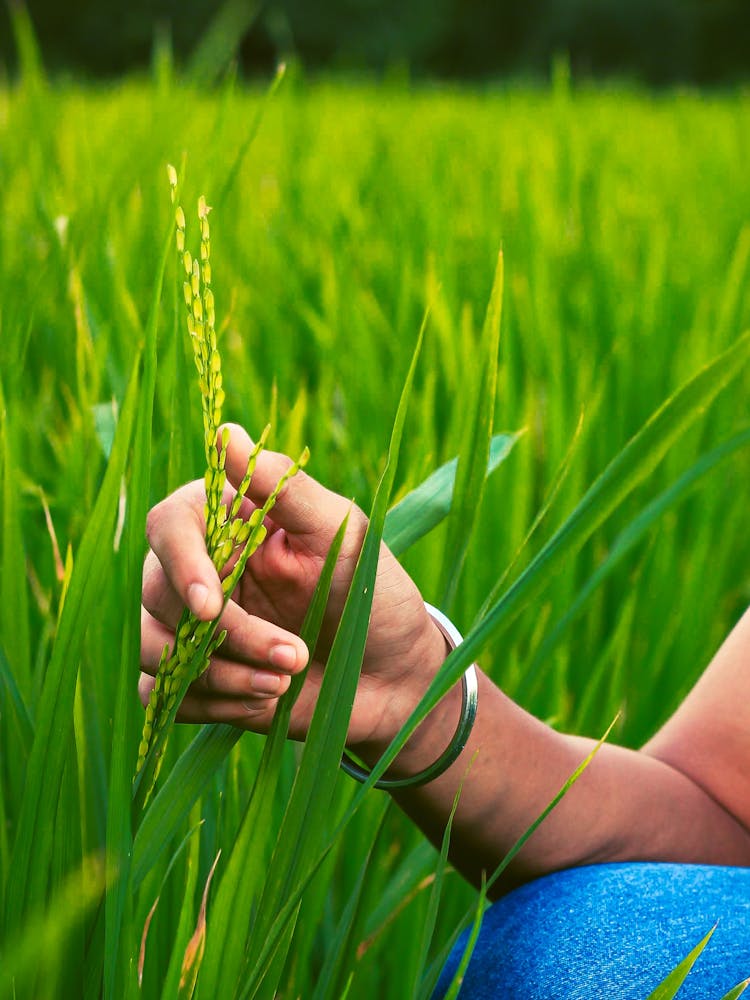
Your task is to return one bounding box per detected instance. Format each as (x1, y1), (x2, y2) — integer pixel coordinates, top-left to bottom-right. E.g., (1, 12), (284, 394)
(138, 671), (283, 730)
(145, 485), (224, 621)
(141, 603), (309, 689)
(221, 423), (353, 544)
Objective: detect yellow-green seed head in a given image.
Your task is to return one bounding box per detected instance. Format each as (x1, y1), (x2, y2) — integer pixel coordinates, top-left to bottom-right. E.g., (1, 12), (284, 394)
(167, 163), (178, 187)
(176, 229), (185, 253)
(175, 206), (186, 230)
(183, 250), (192, 275)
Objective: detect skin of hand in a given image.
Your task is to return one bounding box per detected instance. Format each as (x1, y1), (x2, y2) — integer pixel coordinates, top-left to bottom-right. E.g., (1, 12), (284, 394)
(141, 424), (750, 895)
(140, 423), (449, 761)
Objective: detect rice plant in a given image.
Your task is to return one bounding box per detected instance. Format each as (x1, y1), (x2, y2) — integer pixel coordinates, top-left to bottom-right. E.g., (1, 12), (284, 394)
(1, 18), (750, 996)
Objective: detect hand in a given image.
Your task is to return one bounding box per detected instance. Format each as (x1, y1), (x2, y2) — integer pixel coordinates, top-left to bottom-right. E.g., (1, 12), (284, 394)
(140, 424), (448, 756)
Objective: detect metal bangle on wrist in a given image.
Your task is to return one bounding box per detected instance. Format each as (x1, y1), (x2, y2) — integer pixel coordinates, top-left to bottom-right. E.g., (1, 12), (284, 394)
(340, 602), (478, 790)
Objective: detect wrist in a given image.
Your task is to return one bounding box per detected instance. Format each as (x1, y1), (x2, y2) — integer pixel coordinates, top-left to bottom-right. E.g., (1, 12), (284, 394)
(344, 604), (478, 788)
(351, 616), (451, 767)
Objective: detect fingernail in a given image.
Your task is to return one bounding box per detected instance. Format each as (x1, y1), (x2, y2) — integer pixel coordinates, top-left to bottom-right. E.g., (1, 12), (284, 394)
(187, 582), (210, 616)
(269, 644), (298, 671)
(252, 670), (283, 694)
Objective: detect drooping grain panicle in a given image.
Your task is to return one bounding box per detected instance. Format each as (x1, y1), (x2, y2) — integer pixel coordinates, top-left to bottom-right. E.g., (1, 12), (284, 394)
(134, 171), (309, 805)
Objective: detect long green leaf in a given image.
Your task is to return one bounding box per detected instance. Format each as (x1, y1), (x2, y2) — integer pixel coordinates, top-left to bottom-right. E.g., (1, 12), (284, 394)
(360, 839), (438, 947)
(0, 856), (105, 1000)
(310, 801), (389, 1000)
(161, 804), (203, 999)
(216, 62), (287, 210)
(384, 432), (519, 557)
(197, 513), (350, 997)
(237, 314), (427, 999)
(187, 0), (262, 86)
(104, 201), (174, 998)
(0, 381), (31, 700)
(4, 349), (142, 936)
(440, 252), (504, 608)
(720, 981), (750, 1000)
(353, 329), (750, 794)
(519, 424), (750, 701)
(429, 720), (617, 1000)
(440, 873), (486, 1000)
(645, 926), (716, 1000)
(132, 725), (239, 890)
(407, 769), (468, 1000)
(0, 643), (33, 756)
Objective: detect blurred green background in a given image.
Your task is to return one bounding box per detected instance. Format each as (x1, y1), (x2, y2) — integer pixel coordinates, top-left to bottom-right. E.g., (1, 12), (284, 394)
(1, 0), (749, 84)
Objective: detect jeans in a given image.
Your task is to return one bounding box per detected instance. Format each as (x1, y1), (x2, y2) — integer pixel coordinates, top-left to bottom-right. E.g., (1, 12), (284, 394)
(433, 863), (750, 999)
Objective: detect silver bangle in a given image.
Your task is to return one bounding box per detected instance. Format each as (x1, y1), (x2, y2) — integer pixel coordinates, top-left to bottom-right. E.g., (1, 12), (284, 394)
(340, 603), (478, 790)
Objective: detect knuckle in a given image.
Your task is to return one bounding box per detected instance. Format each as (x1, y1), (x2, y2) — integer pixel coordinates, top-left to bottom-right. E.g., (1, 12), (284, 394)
(145, 501), (166, 546)
(141, 565), (164, 616)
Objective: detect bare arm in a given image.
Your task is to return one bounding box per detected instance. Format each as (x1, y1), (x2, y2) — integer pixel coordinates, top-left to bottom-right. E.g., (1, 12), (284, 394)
(140, 426), (750, 896)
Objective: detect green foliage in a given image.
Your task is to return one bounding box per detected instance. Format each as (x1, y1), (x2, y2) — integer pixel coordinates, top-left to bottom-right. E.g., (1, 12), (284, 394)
(1, 67), (750, 998)
(645, 926), (716, 999)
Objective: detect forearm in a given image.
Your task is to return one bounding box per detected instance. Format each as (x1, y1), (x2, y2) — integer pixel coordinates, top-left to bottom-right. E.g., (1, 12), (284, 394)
(357, 665), (750, 897)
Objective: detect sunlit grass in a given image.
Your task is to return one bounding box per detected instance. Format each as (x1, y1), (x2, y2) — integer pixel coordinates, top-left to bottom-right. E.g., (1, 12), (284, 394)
(1, 57), (750, 997)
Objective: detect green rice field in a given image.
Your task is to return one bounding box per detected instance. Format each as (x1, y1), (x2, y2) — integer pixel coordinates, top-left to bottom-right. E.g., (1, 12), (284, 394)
(2, 33), (750, 998)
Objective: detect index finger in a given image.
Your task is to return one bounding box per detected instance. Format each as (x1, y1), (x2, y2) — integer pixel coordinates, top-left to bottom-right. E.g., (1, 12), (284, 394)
(145, 482), (224, 620)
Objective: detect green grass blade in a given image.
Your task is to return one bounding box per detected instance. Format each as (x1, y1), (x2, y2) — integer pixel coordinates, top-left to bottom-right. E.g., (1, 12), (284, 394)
(430, 722), (617, 1000)
(407, 770), (468, 1000)
(360, 840), (438, 947)
(476, 410), (584, 622)
(310, 801), (389, 1000)
(357, 330), (750, 785)
(197, 513), (350, 998)
(187, 0), (262, 87)
(418, 924), (467, 1000)
(384, 432), (519, 557)
(440, 873), (487, 1000)
(237, 315), (426, 998)
(4, 349), (142, 935)
(644, 926), (715, 1000)
(0, 643), (33, 754)
(720, 981), (750, 1000)
(132, 725), (240, 890)
(0, 382), (31, 700)
(7, 1), (46, 94)
(161, 805), (203, 999)
(440, 252), (504, 609)
(216, 62), (287, 210)
(104, 206), (174, 999)
(0, 856), (105, 1000)
(519, 425), (750, 701)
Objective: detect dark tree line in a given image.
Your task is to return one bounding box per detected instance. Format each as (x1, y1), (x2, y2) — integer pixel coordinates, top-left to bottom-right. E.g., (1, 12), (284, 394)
(1, 0), (749, 84)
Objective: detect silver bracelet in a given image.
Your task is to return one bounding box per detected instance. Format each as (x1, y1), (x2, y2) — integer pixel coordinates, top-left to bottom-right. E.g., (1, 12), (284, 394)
(340, 603), (478, 790)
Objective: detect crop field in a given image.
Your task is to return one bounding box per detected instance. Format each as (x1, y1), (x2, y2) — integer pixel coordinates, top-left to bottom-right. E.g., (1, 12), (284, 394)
(1, 32), (750, 1000)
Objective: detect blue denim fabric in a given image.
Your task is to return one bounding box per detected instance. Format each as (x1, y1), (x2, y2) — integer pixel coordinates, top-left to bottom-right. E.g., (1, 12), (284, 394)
(434, 863), (750, 999)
